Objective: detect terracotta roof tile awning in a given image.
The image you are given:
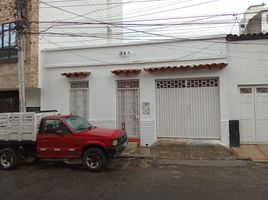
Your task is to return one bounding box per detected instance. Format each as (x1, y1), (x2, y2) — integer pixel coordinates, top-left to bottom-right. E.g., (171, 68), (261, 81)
(111, 69), (142, 76)
(143, 63), (228, 73)
(226, 32), (268, 41)
(61, 72), (91, 78)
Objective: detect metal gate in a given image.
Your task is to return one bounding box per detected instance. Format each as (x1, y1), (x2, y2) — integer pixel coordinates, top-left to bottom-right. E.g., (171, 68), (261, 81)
(156, 78), (220, 139)
(70, 81), (88, 118)
(117, 80), (139, 137)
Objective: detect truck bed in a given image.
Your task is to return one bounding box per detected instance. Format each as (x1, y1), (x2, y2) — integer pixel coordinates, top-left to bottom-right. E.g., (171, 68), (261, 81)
(0, 112), (59, 141)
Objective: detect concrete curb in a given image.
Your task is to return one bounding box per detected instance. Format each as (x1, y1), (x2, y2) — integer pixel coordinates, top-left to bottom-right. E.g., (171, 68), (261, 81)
(152, 159), (251, 167)
(119, 154), (152, 158)
(251, 159), (268, 163)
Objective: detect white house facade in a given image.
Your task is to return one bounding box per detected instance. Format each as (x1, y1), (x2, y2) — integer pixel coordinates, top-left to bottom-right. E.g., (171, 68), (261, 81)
(40, 34), (268, 147)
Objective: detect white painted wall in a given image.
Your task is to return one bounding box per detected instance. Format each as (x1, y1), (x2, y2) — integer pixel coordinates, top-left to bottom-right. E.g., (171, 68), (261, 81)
(41, 37), (229, 146)
(42, 37), (226, 67)
(261, 11), (268, 33)
(41, 37), (268, 146)
(226, 40), (268, 119)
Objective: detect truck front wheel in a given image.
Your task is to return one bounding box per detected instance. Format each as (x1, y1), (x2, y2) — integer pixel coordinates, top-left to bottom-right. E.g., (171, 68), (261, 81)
(0, 148), (19, 170)
(82, 148), (106, 172)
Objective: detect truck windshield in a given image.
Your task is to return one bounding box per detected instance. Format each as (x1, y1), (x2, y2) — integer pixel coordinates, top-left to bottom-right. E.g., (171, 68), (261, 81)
(65, 116), (93, 132)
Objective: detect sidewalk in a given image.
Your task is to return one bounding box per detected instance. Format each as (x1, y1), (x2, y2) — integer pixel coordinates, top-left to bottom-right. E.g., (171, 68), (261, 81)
(231, 144), (268, 162)
(121, 139), (235, 160)
(121, 142), (152, 158)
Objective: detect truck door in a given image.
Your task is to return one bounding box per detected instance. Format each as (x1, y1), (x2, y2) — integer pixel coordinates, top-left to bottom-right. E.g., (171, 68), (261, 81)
(37, 119), (80, 158)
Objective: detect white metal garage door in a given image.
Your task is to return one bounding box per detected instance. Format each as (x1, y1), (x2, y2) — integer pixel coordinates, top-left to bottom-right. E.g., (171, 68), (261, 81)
(156, 78), (220, 139)
(240, 87), (268, 143)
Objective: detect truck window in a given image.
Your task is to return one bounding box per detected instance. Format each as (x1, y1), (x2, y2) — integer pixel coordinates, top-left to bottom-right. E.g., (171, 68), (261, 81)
(66, 116), (92, 132)
(44, 120), (72, 134)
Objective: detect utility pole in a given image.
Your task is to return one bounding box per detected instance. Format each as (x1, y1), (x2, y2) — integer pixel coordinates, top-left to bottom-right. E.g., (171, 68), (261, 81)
(16, 0), (28, 112)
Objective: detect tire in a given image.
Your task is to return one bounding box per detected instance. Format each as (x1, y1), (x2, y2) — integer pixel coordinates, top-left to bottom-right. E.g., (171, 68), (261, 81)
(82, 148), (106, 172)
(0, 148), (19, 170)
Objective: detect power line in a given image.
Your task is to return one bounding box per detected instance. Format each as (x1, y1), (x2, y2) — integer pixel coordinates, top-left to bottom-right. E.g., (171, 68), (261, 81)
(42, 34), (268, 63)
(82, 0), (104, 21)
(34, 10), (263, 25)
(39, 1), (180, 40)
(37, 0), (268, 48)
(107, 0), (221, 21)
(39, 8), (90, 46)
(39, 0), (219, 22)
(41, 0), (167, 5)
(34, 31), (268, 46)
(43, 37), (114, 64)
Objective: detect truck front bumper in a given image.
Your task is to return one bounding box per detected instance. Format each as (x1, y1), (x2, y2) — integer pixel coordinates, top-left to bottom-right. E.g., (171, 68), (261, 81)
(105, 141), (128, 158)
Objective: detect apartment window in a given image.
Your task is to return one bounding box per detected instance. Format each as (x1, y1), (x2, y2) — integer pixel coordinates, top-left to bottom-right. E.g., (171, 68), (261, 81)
(0, 22), (17, 62)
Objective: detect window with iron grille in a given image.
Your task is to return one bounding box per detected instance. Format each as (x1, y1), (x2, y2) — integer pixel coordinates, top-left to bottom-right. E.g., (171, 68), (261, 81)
(117, 80), (139, 89)
(0, 22), (17, 62)
(70, 81), (89, 89)
(240, 88), (252, 94)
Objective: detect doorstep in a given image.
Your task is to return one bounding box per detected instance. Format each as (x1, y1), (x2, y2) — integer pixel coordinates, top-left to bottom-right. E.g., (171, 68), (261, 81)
(231, 144), (268, 162)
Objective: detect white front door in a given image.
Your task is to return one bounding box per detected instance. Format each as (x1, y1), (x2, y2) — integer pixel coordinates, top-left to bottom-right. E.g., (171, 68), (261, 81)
(255, 87), (268, 143)
(239, 88), (256, 143)
(70, 81), (88, 119)
(117, 80), (139, 137)
(240, 86), (268, 143)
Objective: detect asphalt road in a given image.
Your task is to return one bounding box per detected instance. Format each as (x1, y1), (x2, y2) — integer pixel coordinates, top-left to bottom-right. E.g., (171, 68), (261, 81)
(0, 158), (268, 200)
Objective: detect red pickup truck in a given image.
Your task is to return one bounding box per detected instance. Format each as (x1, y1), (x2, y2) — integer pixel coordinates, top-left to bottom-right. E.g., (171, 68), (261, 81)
(0, 113), (127, 172)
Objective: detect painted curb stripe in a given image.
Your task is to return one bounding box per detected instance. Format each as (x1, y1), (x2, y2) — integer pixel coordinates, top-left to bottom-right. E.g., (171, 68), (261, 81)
(230, 148), (242, 159)
(255, 145), (268, 159)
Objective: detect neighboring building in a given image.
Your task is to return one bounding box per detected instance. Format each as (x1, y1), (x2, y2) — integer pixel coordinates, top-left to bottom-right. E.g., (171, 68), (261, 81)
(39, 0), (123, 49)
(40, 33), (268, 147)
(226, 33), (268, 145)
(239, 3), (268, 34)
(0, 0), (40, 113)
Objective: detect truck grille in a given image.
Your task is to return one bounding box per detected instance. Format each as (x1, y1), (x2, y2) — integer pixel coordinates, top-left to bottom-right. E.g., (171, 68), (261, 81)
(118, 134), (127, 146)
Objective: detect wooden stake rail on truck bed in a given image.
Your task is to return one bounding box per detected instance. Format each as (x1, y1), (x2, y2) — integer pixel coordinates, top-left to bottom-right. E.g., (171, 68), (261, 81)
(0, 112), (59, 141)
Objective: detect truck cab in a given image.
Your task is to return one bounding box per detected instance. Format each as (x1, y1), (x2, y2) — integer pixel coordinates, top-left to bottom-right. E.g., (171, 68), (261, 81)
(0, 114), (127, 172)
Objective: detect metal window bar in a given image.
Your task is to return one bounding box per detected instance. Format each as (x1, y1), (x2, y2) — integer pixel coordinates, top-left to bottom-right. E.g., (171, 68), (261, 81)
(0, 22), (17, 61)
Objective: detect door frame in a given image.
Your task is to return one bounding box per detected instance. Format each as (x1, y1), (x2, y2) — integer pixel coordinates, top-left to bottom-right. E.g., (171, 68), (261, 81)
(116, 79), (140, 137)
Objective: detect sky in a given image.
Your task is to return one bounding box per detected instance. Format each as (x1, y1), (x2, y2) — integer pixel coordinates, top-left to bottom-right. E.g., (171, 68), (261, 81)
(123, 0), (267, 39)
(124, 0), (266, 19)
(39, 0), (268, 48)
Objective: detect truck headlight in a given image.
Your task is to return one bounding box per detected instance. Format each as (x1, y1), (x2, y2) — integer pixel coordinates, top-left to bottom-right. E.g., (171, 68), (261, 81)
(112, 139), (118, 146)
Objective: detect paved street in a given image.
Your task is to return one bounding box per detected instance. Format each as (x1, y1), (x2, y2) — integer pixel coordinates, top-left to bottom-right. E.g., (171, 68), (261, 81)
(0, 158), (268, 200)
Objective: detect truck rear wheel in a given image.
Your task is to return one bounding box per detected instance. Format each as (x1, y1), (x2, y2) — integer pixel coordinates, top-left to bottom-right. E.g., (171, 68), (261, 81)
(0, 148), (19, 170)
(82, 148), (106, 172)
